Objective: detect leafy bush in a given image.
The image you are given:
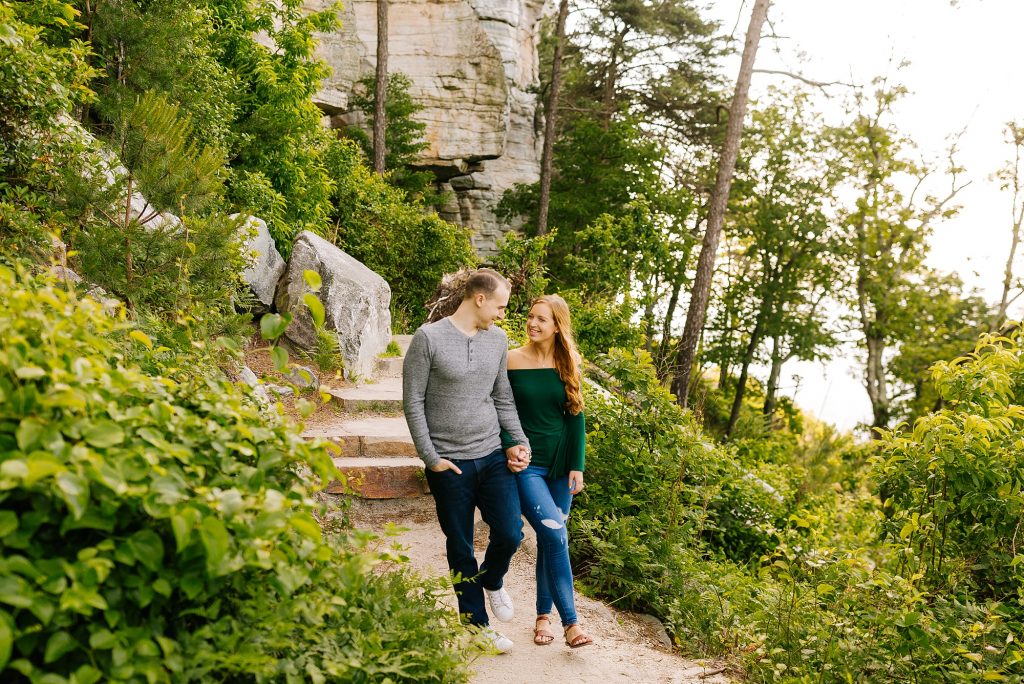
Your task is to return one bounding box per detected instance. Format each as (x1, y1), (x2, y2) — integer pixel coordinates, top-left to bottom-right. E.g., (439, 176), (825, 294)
(572, 343), (1024, 682)
(876, 329), (1024, 602)
(0, 266), (471, 682)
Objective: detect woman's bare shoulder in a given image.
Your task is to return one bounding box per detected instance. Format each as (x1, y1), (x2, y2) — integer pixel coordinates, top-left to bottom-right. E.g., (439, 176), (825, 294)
(507, 346), (529, 370)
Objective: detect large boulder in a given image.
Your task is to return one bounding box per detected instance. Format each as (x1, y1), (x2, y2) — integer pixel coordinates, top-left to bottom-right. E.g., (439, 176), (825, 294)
(236, 215), (286, 311)
(275, 231), (391, 380)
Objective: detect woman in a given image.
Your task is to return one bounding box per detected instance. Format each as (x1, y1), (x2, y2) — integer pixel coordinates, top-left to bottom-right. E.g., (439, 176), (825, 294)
(503, 295), (593, 648)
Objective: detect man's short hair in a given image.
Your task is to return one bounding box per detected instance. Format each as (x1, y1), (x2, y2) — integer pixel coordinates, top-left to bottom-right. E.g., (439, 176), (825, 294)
(463, 268), (509, 300)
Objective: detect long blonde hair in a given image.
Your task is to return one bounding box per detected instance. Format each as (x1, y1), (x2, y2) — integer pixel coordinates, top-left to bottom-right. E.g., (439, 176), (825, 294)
(529, 295), (584, 415)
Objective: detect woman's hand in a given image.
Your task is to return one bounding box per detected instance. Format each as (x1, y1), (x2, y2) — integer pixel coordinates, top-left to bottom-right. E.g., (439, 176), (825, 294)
(568, 470), (584, 495)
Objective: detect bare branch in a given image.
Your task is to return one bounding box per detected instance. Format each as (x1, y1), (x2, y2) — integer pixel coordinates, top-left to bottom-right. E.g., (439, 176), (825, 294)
(752, 68), (857, 92)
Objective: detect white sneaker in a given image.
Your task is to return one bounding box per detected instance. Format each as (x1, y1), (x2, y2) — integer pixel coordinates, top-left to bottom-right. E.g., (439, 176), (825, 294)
(484, 587), (514, 622)
(480, 627), (514, 654)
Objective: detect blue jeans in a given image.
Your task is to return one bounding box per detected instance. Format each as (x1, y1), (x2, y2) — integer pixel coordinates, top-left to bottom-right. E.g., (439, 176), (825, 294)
(424, 448), (523, 626)
(517, 465), (577, 627)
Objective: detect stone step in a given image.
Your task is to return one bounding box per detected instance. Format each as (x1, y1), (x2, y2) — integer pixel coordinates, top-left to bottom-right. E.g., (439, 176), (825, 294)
(303, 416), (416, 458)
(326, 457), (428, 499)
(327, 376), (403, 412)
(374, 355), (404, 378)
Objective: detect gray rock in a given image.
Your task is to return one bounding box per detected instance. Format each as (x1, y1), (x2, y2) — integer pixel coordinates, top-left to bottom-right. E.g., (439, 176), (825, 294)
(48, 266), (82, 285)
(265, 384), (294, 397)
(633, 613), (674, 650)
(235, 214), (286, 311)
(286, 364), (320, 391)
(239, 365), (260, 387)
(275, 231), (391, 381)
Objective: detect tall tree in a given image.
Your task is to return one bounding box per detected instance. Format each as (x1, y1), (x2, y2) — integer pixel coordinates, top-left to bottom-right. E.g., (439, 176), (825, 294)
(994, 121), (1024, 329)
(723, 92), (840, 436)
(373, 0), (388, 174)
(832, 83), (967, 430)
(671, 0), (771, 407)
(536, 0), (569, 237)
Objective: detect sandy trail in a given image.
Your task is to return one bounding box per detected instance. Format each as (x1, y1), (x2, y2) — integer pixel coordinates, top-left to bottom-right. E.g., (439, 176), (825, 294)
(346, 499), (731, 684)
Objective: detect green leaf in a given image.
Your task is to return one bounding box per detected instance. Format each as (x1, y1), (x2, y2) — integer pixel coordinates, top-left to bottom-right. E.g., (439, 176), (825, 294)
(260, 313), (289, 342)
(83, 421), (125, 448)
(44, 630), (77, 664)
(199, 517), (231, 574)
(0, 612), (11, 670)
(303, 293), (325, 328)
(290, 513), (322, 540)
(302, 269), (322, 291)
(89, 629), (117, 650)
(56, 471), (89, 519)
(15, 418), (44, 452)
(271, 345), (288, 371)
(129, 330), (153, 349)
(0, 511), (17, 538)
(170, 510), (195, 552)
(127, 530), (165, 572)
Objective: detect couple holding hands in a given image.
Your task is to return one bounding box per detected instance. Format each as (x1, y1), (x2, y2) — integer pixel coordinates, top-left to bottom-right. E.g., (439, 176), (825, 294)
(402, 268), (593, 653)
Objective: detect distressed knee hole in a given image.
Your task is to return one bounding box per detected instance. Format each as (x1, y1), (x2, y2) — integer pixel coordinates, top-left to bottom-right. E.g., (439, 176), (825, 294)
(541, 518), (563, 530)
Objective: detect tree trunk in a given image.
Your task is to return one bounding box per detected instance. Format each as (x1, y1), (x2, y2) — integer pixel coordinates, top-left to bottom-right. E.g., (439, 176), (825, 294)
(865, 332), (890, 429)
(725, 304), (768, 438)
(670, 0), (770, 407)
(655, 278), (682, 376)
(372, 0), (388, 175)
(763, 335), (784, 421)
(536, 0), (568, 236)
(995, 123), (1024, 329)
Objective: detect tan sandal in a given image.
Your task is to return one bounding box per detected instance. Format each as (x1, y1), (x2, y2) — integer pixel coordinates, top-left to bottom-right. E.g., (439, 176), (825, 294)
(564, 623), (593, 649)
(533, 615), (555, 645)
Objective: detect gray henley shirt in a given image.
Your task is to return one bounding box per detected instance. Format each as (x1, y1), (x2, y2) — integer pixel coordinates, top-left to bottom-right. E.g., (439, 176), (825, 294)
(402, 317), (530, 468)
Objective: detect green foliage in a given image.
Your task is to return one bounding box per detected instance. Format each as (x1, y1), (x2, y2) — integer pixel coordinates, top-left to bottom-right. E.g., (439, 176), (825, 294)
(560, 290), (643, 358)
(326, 139), (476, 330)
(82, 0), (236, 152)
(0, 1), (96, 258)
(876, 329), (1024, 601)
(0, 266), (471, 682)
(63, 93), (245, 337)
(381, 340), (402, 358)
(489, 231), (553, 315)
(207, 0), (341, 246)
(347, 72), (435, 199)
(575, 343), (1024, 682)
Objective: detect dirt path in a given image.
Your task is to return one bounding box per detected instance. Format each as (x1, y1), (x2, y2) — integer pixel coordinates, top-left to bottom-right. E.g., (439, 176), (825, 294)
(347, 499), (731, 684)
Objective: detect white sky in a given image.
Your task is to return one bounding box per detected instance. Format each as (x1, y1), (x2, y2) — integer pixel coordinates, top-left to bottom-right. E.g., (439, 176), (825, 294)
(705, 0), (1024, 431)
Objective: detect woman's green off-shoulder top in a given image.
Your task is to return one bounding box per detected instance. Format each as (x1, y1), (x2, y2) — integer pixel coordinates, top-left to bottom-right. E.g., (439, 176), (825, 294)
(500, 368), (585, 475)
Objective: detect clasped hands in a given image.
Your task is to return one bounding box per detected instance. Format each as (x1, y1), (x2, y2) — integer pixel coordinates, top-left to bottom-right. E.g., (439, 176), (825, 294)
(426, 445), (531, 475)
(505, 444), (531, 473)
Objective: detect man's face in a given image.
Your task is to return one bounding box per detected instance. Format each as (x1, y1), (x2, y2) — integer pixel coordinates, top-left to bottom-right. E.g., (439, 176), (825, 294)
(476, 285), (510, 329)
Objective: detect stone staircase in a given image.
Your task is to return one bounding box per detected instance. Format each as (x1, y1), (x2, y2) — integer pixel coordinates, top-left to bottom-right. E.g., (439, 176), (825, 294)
(307, 334), (430, 499)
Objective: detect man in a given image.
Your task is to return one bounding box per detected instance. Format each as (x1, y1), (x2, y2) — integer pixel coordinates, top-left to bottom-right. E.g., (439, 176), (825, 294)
(403, 268), (532, 653)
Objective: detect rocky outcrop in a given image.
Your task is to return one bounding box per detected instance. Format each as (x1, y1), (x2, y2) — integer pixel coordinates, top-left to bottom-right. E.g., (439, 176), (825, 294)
(306, 0), (547, 255)
(275, 231), (392, 380)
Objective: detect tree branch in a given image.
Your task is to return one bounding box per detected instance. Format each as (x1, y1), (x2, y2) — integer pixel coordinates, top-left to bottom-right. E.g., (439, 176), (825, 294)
(752, 68), (856, 92)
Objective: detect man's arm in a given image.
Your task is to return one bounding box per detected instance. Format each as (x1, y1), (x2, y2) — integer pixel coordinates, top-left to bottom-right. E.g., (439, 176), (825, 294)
(402, 330), (442, 469)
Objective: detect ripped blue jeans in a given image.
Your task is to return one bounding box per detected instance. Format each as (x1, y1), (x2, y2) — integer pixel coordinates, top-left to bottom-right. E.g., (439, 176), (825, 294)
(516, 464), (577, 627)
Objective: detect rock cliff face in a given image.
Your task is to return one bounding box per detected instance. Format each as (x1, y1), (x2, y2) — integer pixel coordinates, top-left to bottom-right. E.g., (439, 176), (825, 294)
(306, 0), (546, 255)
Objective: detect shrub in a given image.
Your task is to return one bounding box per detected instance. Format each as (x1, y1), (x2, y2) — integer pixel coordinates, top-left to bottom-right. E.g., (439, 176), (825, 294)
(326, 139), (476, 330)
(0, 266), (470, 682)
